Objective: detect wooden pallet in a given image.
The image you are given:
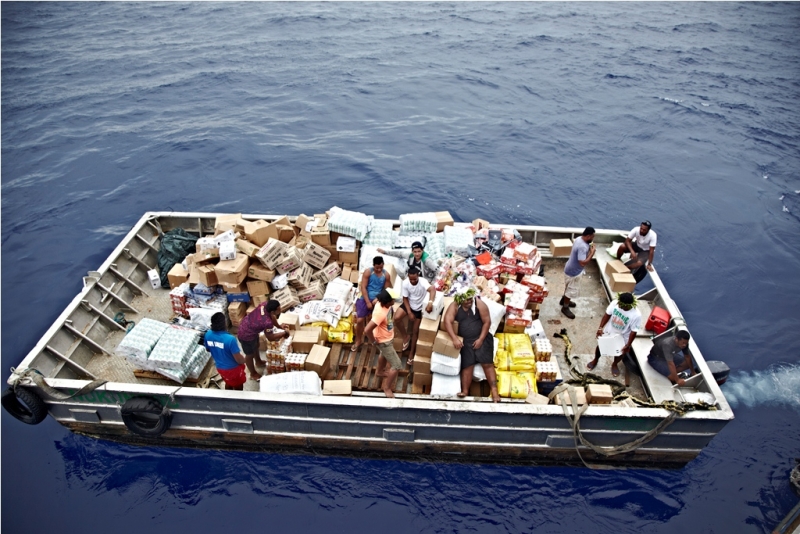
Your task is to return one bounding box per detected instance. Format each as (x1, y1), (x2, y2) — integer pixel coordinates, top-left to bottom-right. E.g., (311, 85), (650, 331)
(332, 343), (409, 393)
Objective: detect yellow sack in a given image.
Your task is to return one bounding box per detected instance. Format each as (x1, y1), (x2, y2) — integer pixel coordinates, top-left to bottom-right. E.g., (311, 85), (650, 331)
(494, 335), (536, 371)
(327, 315), (353, 344)
(496, 371), (537, 398)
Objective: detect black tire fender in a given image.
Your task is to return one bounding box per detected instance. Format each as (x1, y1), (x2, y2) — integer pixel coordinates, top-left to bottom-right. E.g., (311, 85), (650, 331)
(2, 386), (48, 425)
(120, 396), (172, 438)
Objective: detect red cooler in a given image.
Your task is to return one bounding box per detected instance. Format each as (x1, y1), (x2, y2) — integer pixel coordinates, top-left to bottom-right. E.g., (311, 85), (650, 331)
(645, 306), (671, 334)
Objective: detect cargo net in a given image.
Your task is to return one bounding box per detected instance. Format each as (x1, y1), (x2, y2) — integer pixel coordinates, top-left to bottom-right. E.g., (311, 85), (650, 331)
(550, 330), (717, 469)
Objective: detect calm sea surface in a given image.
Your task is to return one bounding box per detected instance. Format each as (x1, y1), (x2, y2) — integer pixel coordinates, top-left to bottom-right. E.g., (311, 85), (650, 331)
(3, 3), (799, 533)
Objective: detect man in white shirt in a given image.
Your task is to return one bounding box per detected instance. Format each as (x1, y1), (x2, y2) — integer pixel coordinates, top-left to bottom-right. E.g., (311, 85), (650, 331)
(616, 220), (657, 274)
(586, 292), (642, 377)
(396, 267), (436, 364)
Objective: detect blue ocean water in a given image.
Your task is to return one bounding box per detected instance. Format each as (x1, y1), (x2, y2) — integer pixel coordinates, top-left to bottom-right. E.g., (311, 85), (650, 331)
(2, 2), (799, 533)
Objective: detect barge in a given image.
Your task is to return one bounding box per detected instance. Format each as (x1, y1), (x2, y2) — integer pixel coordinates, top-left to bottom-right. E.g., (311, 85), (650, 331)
(3, 211), (734, 467)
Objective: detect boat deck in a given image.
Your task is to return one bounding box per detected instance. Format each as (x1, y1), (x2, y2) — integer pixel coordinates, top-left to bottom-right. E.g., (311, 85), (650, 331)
(86, 255), (650, 401)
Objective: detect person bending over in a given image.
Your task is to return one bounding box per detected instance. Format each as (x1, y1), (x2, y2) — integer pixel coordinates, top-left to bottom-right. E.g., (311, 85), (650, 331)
(237, 299), (291, 381)
(204, 312), (247, 390)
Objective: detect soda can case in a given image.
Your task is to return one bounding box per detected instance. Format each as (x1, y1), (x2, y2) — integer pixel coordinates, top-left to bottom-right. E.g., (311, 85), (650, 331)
(645, 306), (671, 335)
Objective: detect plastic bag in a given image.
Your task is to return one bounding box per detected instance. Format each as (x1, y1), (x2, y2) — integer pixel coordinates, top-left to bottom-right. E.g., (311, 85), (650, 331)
(496, 371), (537, 398)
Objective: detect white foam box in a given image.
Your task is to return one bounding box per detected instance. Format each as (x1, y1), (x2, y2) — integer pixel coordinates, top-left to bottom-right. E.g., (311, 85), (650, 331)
(219, 240), (237, 261)
(147, 269), (161, 289)
(421, 291), (445, 321)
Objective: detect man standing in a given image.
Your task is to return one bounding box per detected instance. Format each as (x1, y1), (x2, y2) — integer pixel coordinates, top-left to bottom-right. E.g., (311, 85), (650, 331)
(616, 221), (657, 275)
(648, 330), (695, 386)
(586, 292), (642, 377)
(237, 299), (291, 381)
(204, 312), (247, 390)
(377, 240), (439, 283)
(365, 290), (402, 398)
(395, 266), (436, 364)
(352, 256), (392, 353)
(443, 288), (500, 403)
(561, 227), (596, 319)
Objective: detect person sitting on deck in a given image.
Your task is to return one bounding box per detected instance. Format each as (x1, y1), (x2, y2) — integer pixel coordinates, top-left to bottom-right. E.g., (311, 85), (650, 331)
(395, 266), (436, 364)
(204, 312), (247, 390)
(377, 239), (439, 284)
(561, 227), (596, 319)
(443, 287), (500, 403)
(648, 330), (695, 387)
(352, 256), (392, 353)
(366, 289), (402, 398)
(237, 299), (291, 381)
(586, 292), (642, 378)
(616, 220), (657, 279)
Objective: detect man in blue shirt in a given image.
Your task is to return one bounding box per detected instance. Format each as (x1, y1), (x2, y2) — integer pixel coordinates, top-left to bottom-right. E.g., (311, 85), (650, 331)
(203, 312), (247, 390)
(561, 227), (595, 319)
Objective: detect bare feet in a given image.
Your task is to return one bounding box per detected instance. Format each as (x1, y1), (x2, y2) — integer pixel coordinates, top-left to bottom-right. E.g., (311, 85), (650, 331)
(457, 391), (468, 398)
(491, 392), (501, 403)
(383, 388), (395, 398)
(586, 360), (597, 371)
(250, 371), (262, 381)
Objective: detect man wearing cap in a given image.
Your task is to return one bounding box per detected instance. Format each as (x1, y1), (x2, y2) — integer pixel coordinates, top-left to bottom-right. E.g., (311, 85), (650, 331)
(378, 239), (439, 284)
(616, 221), (657, 274)
(395, 266), (436, 364)
(648, 330), (695, 386)
(561, 227), (596, 319)
(586, 292), (642, 377)
(204, 312), (247, 390)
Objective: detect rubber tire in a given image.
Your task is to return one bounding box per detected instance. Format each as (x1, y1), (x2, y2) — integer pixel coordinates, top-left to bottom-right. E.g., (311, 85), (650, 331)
(120, 396), (172, 438)
(2, 387), (48, 425)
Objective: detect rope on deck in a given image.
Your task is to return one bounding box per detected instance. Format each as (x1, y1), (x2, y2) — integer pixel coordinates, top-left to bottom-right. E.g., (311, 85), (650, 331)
(9, 367), (107, 400)
(550, 331), (717, 469)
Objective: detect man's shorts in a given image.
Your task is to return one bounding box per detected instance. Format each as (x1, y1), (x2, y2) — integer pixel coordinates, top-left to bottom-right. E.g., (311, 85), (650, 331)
(376, 340), (403, 370)
(404, 304), (422, 320)
(564, 274), (582, 299)
(460, 336), (495, 369)
(647, 354), (671, 378)
(238, 337), (259, 356)
(356, 298), (372, 319)
(217, 364), (247, 388)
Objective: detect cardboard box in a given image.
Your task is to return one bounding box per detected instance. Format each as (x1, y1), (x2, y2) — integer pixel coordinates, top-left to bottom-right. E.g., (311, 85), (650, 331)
(252, 294), (268, 307)
(286, 262), (312, 290)
(197, 264), (219, 287)
(472, 218), (491, 231)
(341, 265), (352, 282)
(219, 241), (236, 261)
(383, 263), (397, 284)
(550, 386), (587, 406)
(432, 331), (463, 358)
(147, 269), (161, 290)
(322, 380), (352, 396)
(271, 286), (300, 312)
(228, 301), (247, 324)
(304, 344), (331, 377)
(309, 226), (331, 247)
(220, 280), (248, 293)
(167, 263), (189, 289)
(418, 317), (440, 344)
(277, 312), (299, 330)
(214, 254), (249, 285)
(338, 248), (360, 265)
(349, 269), (360, 284)
(276, 246), (306, 274)
(435, 211), (455, 232)
(277, 224), (296, 243)
(255, 238), (288, 270)
(214, 213), (244, 234)
(605, 259), (630, 277)
(243, 219), (274, 247)
(549, 238), (573, 257)
(415, 340), (434, 358)
(323, 245), (339, 263)
(194, 248), (220, 264)
(295, 213), (314, 233)
(188, 264), (200, 285)
(440, 319), (458, 333)
(312, 262), (341, 284)
(336, 236), (358, 252)
(411, 372), (432, 394)
(503, 323), (526, 334)
(303, 242), (332, 270)
(610, 272), (637, 293)
(586, 384), (614, 404)
(248, 263), (275, 282)
(246, 279), (270, 297)
(235, 239), (260, 258)
(226, 292), (250, 303)
(298, 280), (325, 302)
(526, 393), (551, 405)
(412, 355), (431, 375)
(196, 236), (218, 252)
(294, 328), (326, 354)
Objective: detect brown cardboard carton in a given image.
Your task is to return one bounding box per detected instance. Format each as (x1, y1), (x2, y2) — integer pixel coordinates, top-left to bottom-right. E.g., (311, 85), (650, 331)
(469, 381), (491, 398)
(228, 301), (247, 322)
(411, 372), (432, 394)
(252, 294), (269, 307)
(220, 280), (248, 293)
(383, 263), (397, 284)
(549, 238), (573, 257)
(609, 272), (636, 293)
(415, 340), (434, 358)
(214, 213), (244, 234)
(248, 263), (275, 282)
(550, 386), (587, 406)
(349, 269), (360, 284)
(412, 355), (431, 375)
(322, 380), (352, 396)
(323, 245), (339, 263)
(286, 263), (313, 290)
(197, 264), (218, 287)
(435, 211), (455, 232)
(241, 219), (270, 247)
(277, 224), (296, 243)
(271, 286), (300, 312)
(246, 280), (270, 297)
(312, 262), (341, 284)
(605, 259), (630, 277)
(525, 393), (551, 405)
(503, 323), (526, 334)
(194, 248), (220, 264)
(255, 238), (288, 270)
(258, 331), (268, 351)
(418, 317), (440, 344)
(472, 218), (491, 231)
(277, 312), (299, 330)
(303, 242), (332, 270)
(293, 328), (325, 353)
(440, 319), (458, 333)
(309, 225), (331, 247)
(341, 265), (352, 282)
(304, 344), (331, 377)
(188, 264), (201, 285)
(235, 239), (260, 258)
(338, 248), (359, 265)
(295, 214), (314, 233)
(167, 263), (189, 289)
(586, 384), (614, 404)
(432, 331), (463, 358)
(214, 255), (249, 285)
(298, 280), (325, 302)
(276, 246), (306, 274)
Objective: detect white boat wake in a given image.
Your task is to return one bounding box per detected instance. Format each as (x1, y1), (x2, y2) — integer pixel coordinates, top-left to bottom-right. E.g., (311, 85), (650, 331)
(723, 363), (800, 409)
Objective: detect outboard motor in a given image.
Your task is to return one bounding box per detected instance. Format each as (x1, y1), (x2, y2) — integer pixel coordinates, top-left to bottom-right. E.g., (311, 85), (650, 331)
(706, 361), (730, 385)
